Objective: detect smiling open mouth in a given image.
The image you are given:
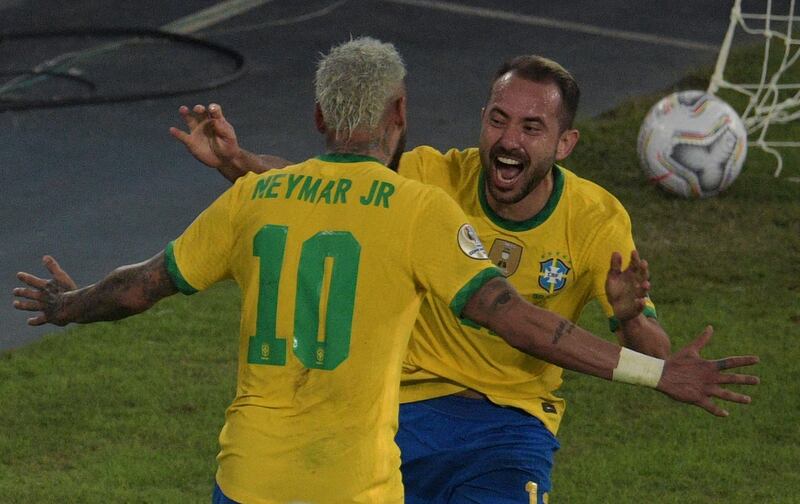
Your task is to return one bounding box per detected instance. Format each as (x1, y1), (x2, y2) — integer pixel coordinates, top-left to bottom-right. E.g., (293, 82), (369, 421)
(492, 155), (524, 189)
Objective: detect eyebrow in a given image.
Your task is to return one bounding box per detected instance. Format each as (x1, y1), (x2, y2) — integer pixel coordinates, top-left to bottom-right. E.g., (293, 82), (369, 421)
(488, 106), (546, 126)
(489, 105), (545, 124)
(488, 107), (510, 120)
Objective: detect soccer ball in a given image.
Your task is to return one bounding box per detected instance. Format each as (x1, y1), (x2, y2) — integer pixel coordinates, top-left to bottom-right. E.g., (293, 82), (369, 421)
(637, 90), (748, 198)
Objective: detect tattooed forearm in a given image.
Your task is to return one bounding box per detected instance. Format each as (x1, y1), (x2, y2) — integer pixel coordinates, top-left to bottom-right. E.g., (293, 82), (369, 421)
(552, 320), (576, 345)
(473, 277), (515, 313)
(461, 277), (518, 329)
(491, 288), (513, 310)
(68, 252), (178, 323)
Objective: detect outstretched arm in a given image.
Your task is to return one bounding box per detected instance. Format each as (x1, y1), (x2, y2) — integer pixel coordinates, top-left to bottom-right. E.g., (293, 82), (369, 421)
(462, 277), (759, 417)
(605, 250), (671, 358)
(169, 103), (293, 182)
(13, 252), (178, 326)
(617, 316), (670, 357)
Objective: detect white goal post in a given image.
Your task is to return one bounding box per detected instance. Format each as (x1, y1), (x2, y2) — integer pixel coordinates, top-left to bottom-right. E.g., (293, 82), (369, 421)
(708, 0), (800, 178)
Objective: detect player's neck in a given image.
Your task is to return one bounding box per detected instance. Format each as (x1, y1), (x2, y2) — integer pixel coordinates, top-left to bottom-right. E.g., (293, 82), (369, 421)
(325, 131), (391, 167)
(487, 170), (554, 222)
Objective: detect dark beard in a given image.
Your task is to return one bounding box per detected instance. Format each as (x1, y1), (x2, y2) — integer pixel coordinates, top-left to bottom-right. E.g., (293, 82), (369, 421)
(485, 167), (542, 205)
(387, 130), (407, 172)
(482, 152), (554, 207)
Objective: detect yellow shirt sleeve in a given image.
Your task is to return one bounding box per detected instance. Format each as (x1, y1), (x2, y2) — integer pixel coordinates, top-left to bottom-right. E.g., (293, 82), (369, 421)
(398, 148), (427, 182)
(399, 146), (468, 192)
(408, 186), (503, 319)
(164, 179), (242, 293)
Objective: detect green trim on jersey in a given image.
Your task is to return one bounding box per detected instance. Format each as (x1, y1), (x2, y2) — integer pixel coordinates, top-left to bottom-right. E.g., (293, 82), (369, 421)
(478, 164), (565, 231)
(449, 267), (505, 322)
(317, 153), (382, 164)
(164, 241), (198, 295)
(608, 305), (659, 332)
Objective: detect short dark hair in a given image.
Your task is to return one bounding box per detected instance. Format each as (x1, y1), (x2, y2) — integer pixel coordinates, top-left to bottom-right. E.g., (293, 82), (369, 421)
(492, 55), (580, 131)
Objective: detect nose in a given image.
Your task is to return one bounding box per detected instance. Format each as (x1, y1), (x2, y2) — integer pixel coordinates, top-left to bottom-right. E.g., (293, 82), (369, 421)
(497, 125), (523, 151)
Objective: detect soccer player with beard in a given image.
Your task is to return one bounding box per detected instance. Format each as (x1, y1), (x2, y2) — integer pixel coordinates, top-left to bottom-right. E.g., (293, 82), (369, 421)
(167, 56), (751, 503)
(394, 57), (669, 503)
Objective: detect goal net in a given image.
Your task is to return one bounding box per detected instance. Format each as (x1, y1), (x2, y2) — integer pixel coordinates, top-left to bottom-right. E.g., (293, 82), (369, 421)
(708, 0), (800, 178)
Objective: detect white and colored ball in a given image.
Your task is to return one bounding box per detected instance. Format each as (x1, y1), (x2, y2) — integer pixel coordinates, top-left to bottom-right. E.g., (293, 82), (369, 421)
(637, 90), (748, 198)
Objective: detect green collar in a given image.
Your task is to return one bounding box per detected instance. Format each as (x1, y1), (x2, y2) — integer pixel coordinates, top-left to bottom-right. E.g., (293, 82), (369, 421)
(478, 165), (565, 231)
(316, 153), (382, 164)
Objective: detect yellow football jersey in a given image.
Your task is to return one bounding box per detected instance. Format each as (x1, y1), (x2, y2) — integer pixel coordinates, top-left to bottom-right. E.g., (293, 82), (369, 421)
(397, 147), (657, 435)
(165, 153), (501, 504)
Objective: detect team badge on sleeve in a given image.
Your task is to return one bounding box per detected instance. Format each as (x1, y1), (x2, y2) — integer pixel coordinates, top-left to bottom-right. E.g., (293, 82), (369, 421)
(538, 257), (570, 293)
(457, 224), (489, 259)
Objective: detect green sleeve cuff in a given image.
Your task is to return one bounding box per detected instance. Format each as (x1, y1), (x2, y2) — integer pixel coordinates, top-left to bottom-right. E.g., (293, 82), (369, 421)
(449, 267), (505, 324)
(165, 241), (199, 295)
(609, 305), (658, 332)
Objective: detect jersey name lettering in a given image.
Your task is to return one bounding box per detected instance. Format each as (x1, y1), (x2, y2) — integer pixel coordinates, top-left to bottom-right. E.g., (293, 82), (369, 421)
(251, 173), (394, 208)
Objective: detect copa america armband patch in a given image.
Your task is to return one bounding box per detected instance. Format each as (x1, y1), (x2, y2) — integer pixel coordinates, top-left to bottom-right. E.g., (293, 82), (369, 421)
(612, 347), (665, 388)
(457, 224), (489, 259)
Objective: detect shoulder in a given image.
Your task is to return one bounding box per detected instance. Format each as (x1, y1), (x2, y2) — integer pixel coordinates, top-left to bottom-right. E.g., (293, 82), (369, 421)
(217, 170), (265, 206)
(557, 167), (633, 252)
(559, 166), (630, 222)
(399, 146), (479, 180)
(557, 167), (635, 259)
(389, 168), (452, 201)
(382, 170), (464, 221)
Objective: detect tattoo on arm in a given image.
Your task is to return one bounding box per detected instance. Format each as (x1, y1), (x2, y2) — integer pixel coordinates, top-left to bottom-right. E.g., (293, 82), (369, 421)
(552, 320), (576, 345)
(70, 251), (178, 323)
(461, 277), (516, 328)
(491, 288), (513, 309)
(477, 277), (514, 313)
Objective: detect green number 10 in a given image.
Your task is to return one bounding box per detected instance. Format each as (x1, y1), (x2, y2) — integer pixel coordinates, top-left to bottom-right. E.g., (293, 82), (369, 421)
(247, 225), (360, 370)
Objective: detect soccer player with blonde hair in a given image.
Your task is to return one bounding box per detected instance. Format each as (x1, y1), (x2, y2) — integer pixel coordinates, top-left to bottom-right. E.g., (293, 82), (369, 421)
(17, 39), (759, 504)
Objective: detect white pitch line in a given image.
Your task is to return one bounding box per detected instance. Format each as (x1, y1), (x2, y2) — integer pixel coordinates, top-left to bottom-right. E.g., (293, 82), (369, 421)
(0, 0), (273, 95)
(380, 0), (719, 52)
(161, 0), (274, 34)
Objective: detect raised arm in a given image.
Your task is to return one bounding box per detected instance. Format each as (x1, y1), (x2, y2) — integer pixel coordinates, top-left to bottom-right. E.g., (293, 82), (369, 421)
(13, 252), (178, 326)
(169, 103), (293, 182)
(605, 250), (671, 358)
(462, 277), (759, 417)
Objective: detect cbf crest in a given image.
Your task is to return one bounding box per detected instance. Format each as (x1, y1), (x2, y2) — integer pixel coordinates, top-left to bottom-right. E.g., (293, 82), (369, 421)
(538, 255), (571, 293)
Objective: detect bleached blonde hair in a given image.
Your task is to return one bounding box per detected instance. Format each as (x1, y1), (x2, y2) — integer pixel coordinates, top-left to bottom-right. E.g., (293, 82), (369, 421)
(315, 37), (406, 138)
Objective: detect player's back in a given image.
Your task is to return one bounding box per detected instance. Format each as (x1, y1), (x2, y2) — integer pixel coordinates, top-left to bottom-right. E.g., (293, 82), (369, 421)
(167, 153), (500, 503)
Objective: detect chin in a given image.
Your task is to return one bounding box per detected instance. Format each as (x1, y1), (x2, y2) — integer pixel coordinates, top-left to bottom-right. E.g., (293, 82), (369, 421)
(487, 183), (526, 206)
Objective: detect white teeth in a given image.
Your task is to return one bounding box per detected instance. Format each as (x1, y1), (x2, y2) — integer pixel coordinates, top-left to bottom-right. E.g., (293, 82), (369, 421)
(496, 156), (522, 165)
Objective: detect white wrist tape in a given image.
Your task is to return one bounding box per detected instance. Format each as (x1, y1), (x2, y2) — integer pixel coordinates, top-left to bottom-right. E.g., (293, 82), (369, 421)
(612, 347), (665, 388)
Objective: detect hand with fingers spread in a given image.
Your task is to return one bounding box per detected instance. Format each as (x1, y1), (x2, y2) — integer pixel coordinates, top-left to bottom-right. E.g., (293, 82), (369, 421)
(657, 326), (759, 416)
(606, 250), (651, 323)
(13, 255), (78, 326)
(169, 103), (242, 171)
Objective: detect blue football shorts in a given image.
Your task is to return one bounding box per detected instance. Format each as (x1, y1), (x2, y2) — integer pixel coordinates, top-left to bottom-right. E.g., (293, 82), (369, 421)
(397, 394), (559, 504)
(212, 481), (238, 504)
